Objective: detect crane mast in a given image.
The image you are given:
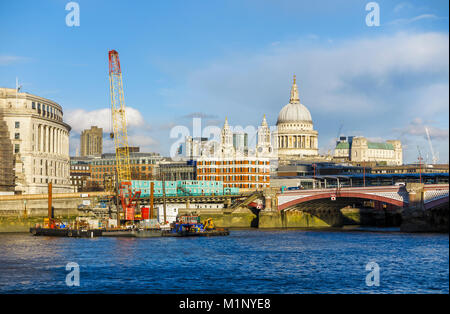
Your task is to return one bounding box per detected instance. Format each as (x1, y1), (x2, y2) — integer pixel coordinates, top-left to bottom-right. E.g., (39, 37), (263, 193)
(425, 127), (438, 164)
(108, 50), (131, 184)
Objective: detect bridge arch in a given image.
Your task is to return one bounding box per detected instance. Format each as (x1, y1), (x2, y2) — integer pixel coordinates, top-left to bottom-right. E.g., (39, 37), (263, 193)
(278, 192), (406, 211)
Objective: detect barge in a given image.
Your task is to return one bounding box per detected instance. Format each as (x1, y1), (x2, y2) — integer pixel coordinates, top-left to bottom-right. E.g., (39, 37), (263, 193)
(30, 215), (229, 238)
(30, 226), (102, 238)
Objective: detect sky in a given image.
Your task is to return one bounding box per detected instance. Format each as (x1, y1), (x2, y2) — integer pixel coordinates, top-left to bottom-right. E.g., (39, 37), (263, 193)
(0, 0), (448, 163)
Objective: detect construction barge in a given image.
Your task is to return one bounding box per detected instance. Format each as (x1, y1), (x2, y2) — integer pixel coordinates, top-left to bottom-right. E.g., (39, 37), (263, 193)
(30, 215), (229, 238)
(29, 226), (229, 238)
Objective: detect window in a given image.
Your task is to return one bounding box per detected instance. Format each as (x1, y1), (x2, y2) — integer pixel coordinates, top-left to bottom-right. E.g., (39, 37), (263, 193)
(14, 133), (20, 139)
(15, 121), (20, 128)
(14, 144), (20, 153)
(32, 102), (36, 109)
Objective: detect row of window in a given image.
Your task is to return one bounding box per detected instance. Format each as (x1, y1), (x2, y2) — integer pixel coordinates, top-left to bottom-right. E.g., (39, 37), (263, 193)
(198, 168), (268, 174)
(71, 165), (89, 170)
(198, 175), (269, 181)
(70, 175), (89, 179)
(198, 160), (269, 165)
(31, 102), (63, 121)
(92, 165), (150, 172)
(91, 159), (159, 165)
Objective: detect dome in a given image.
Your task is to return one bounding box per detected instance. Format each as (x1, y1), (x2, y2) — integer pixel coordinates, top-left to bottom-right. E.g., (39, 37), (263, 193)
(276, 74), (313, 124)
(277, 102), (312, 124)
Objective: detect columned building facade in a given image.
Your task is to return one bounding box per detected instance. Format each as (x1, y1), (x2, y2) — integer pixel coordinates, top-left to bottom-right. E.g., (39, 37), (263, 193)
(0, 87), (72, 194)
(276, 75), (319, 161)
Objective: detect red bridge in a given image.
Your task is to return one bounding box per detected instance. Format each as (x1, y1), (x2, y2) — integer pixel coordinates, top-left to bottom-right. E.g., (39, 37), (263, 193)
(277, 184), (449, 211)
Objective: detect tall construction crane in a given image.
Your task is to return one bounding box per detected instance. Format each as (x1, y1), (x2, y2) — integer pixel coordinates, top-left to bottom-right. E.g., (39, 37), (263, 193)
(425, 127), (438, 164)
(108, 50), (140, 224)
(108, 50), (132, 184)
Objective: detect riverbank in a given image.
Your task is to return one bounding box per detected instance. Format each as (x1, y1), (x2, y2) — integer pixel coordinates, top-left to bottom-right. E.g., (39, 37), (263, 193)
(0, 206), (446, 233)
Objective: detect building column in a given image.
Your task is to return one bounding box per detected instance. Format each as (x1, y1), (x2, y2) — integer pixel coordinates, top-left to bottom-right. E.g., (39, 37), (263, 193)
(39, 125), (43, 152)
(34, 124), (38, 152)
(44, 125), (48, 153)
(41, 125), (44, 152)
(51, 127), (55, 154)
(60, 129), (63, 155)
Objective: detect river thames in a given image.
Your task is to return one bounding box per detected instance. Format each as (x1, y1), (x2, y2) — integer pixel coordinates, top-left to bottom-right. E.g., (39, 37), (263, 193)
(0, 228), (448, 294)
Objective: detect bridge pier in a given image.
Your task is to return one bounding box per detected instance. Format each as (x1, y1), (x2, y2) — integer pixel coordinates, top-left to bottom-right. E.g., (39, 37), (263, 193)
(401, 183), (449, 233)
(259, 209), (343, 228)
(262, 188), (278, 211)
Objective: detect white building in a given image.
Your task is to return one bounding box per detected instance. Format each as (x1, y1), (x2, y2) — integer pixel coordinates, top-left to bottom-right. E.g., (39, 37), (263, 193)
(334, 136), (403, 165)
(0, 87), (72, 194)
(276, 75), (319, 161)
(185, 136), (210, 159)
(256, 114), (273, 158)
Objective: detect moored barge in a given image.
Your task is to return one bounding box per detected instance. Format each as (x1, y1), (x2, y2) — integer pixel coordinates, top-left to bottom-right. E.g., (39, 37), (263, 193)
(30, 215), (229, 238)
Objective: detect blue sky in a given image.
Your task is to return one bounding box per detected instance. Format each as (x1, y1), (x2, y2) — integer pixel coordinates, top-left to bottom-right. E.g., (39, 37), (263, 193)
(0, 0), (448, 163)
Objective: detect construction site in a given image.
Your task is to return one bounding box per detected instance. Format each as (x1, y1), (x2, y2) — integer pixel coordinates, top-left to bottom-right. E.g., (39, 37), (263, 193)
(10, 50), (263, 237)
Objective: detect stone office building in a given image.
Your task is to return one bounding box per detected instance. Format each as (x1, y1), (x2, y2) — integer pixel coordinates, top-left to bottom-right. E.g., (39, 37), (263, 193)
(0, 87), (72, 194)
(80, 126), (103, 157)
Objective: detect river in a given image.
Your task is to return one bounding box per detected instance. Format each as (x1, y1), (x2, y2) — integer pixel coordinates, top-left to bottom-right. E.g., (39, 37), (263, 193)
(0, 228), (448, 293)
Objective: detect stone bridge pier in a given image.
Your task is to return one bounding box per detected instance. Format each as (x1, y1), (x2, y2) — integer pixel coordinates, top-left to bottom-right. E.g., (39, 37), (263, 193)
(401, 183), (449, 233)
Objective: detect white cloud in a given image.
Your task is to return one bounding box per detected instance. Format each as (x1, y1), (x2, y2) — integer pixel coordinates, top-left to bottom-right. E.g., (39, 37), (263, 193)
(128, 134), (157, 147)
(0, 55), (28, 66)
(66, 106), (159, 155)
(388, 14), (441, 25)
(393, 2), (414, 13)
(396, 118), (449, 141)
(65, 107), (146, 133)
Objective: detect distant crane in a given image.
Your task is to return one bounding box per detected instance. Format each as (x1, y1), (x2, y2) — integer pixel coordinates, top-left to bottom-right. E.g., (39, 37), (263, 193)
(425, 127), (438, 164)
(332, 123), (344, 157)
(417, 145), (423, 183)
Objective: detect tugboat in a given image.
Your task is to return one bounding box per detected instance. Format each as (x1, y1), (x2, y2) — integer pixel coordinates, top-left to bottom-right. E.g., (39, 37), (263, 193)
(163, 214), (229, 237)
